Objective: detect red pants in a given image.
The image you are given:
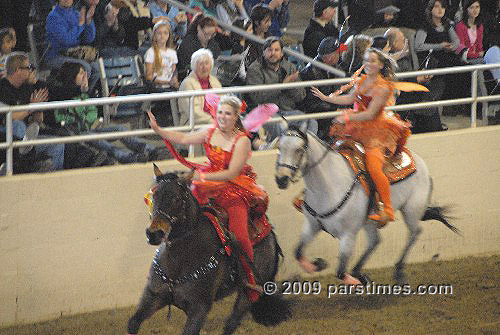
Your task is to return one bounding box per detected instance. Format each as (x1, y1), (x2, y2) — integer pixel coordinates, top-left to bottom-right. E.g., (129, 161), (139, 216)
(219, 196), (254, 263)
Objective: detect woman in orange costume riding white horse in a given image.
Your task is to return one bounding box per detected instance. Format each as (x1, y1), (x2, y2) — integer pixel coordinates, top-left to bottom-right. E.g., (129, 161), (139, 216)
(311, 47), (412, 226)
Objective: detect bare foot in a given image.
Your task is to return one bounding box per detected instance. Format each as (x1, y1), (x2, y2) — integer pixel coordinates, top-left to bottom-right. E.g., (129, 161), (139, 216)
(298, 257), (317, 273)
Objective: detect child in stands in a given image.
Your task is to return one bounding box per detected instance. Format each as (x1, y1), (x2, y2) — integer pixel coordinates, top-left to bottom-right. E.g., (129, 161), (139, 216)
(144, 20), (179, 127)
(144, 20), (179, 89)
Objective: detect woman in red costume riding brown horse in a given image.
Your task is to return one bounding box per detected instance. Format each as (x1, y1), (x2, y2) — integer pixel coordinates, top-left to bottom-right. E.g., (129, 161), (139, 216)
(311, 47), (412, 226)
(147, 95), (267, 302)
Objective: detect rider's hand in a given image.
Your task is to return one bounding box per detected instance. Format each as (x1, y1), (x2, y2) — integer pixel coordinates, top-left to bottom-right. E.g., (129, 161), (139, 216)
(147, 111), (161, 133)
(310, 87), (326, 101)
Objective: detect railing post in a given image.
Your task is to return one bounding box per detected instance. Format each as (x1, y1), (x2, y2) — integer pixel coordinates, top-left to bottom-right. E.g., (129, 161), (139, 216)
(5, 110), (13, 176)
(188, 96), (195, 158)
(471, 69), (478, 128)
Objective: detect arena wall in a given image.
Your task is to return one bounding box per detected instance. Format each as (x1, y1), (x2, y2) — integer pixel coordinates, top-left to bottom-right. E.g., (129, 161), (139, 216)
(1, 125), (499, 327)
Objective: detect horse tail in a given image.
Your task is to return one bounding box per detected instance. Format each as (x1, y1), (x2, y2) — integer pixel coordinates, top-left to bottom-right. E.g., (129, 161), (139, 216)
(422, 178), (461, 235)
(421, 206), (461, 235)
(250, 290), (292, 326)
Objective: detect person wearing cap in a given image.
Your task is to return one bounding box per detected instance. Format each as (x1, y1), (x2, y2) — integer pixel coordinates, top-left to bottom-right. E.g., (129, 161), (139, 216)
(373, 4), (400, 27)
(302, 0), (340, 58)
(245, 36), (317, 140)
(298, 36), (347, 138)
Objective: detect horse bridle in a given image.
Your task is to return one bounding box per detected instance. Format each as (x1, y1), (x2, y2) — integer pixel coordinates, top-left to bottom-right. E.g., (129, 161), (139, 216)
(276, 127), (331, 182)
(152, 178), (195, 230)
(276, 127), (308, 182)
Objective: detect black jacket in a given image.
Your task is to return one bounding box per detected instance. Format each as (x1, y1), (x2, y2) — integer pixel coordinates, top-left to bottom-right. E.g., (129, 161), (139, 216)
(302, 19), (340, 59)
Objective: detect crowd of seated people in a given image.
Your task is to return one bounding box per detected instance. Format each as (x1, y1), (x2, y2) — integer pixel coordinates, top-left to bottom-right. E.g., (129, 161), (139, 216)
(1, 0), (499, 175)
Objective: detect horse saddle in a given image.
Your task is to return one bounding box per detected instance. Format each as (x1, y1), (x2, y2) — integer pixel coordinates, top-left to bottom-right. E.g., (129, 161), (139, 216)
(334, 139), (417, 196)
(201, 201), (272, 256)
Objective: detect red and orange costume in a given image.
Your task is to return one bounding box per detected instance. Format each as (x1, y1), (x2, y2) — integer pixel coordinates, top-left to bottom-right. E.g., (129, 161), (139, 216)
(331, 74), (411, 224)
(191, 127), (269, 302)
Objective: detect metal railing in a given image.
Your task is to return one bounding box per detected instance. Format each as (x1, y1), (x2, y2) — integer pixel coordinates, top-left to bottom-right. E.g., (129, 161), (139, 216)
(1, 63), (499, 176)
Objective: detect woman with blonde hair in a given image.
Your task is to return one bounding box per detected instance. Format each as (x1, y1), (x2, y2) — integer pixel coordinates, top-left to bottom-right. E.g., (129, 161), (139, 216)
(147, 94), (269, 302)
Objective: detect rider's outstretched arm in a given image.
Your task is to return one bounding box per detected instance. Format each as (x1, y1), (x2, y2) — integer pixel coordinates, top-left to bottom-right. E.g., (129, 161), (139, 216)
(147, 111), (208, 145)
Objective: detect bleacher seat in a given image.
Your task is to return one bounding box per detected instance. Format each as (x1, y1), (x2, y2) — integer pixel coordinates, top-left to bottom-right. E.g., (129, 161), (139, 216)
(98, 55), (147, 127)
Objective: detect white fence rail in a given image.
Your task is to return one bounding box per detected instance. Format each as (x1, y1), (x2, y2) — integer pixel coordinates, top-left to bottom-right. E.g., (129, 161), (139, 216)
(1, 63), (499, 175)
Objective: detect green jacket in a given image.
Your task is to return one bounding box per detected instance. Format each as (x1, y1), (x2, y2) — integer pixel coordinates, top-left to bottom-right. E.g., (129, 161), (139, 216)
(54, 93), (98, 133)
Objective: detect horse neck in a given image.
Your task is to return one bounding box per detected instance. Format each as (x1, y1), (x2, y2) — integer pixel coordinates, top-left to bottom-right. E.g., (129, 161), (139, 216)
(303, 134), (352, 195)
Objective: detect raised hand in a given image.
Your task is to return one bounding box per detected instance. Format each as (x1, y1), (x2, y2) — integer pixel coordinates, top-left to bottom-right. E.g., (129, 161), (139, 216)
(147, 111), (162, 133)
(79, 7), (87, 26)
(310, 87), (327, 101)
(86, 5), (96, 23)
(30, 88), (49, 103)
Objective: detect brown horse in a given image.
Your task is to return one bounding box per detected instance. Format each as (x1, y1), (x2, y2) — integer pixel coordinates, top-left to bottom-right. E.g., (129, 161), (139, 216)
(127, 166), (291, 335)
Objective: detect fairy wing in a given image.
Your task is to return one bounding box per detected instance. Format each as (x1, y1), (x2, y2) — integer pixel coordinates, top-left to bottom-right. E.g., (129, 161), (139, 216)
(393, 82), (430, 92)
(242, 104), (280, 132)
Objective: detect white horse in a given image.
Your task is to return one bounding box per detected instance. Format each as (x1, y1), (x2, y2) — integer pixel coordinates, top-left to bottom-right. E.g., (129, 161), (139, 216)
(275, 124), (459, 285)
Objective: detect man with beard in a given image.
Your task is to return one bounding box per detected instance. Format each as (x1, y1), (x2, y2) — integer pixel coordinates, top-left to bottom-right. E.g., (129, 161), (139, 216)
(245, 36), (317, 140)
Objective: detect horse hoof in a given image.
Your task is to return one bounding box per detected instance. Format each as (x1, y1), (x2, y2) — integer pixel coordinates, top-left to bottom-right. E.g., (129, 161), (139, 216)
(312, 258), (328, 272)
(343, 274), (362, 286)
(298, 257), (316, 273)
(352, 273), (371, 286)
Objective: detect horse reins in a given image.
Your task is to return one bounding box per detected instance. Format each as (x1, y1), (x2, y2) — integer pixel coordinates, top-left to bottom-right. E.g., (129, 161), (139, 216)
(278, 127), (364, 219)
(303, 171), (364, 219)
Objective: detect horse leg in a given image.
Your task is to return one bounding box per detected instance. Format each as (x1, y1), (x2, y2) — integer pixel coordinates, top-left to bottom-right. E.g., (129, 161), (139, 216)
(127, 287), (168, 334)
(394, 212), (423, 286)
(337, 233), (362, 285)
(295, 219), (323, 273)
(351, 223), (380, 285)
(223, 292), (250, 335)
(182, 302), (212, 335)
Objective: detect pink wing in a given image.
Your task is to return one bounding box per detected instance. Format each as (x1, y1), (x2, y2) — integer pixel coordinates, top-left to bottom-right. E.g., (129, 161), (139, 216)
(204, 93), (221, 121)
(242, 104), (279, 132)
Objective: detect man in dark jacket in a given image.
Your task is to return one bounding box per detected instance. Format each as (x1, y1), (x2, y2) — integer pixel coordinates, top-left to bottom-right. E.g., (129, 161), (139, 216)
(246, 37), (317, 140)
(302, 0), (340, 58)
(298, 36), (347, 138)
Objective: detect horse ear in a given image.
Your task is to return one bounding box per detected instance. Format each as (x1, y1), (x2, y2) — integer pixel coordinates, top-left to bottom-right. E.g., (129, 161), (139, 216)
(179, 169), (195, 183)
(153, 163), (163, 177)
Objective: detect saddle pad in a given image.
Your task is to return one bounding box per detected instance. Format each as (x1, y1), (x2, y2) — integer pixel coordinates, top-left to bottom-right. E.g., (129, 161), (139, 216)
(336, 141), (416, 195)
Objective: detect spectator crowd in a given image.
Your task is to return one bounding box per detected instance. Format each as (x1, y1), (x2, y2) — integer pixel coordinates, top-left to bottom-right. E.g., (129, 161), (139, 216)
(1, 0), (499, 175)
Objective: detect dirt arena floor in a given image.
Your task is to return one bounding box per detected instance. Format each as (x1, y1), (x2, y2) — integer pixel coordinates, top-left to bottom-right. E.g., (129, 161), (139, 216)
(1, 255), (498, 335)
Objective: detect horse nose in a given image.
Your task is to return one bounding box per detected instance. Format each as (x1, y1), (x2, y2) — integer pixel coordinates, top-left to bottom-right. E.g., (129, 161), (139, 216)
(275, 175), (289, 189)
(146, 228), (164, 245)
